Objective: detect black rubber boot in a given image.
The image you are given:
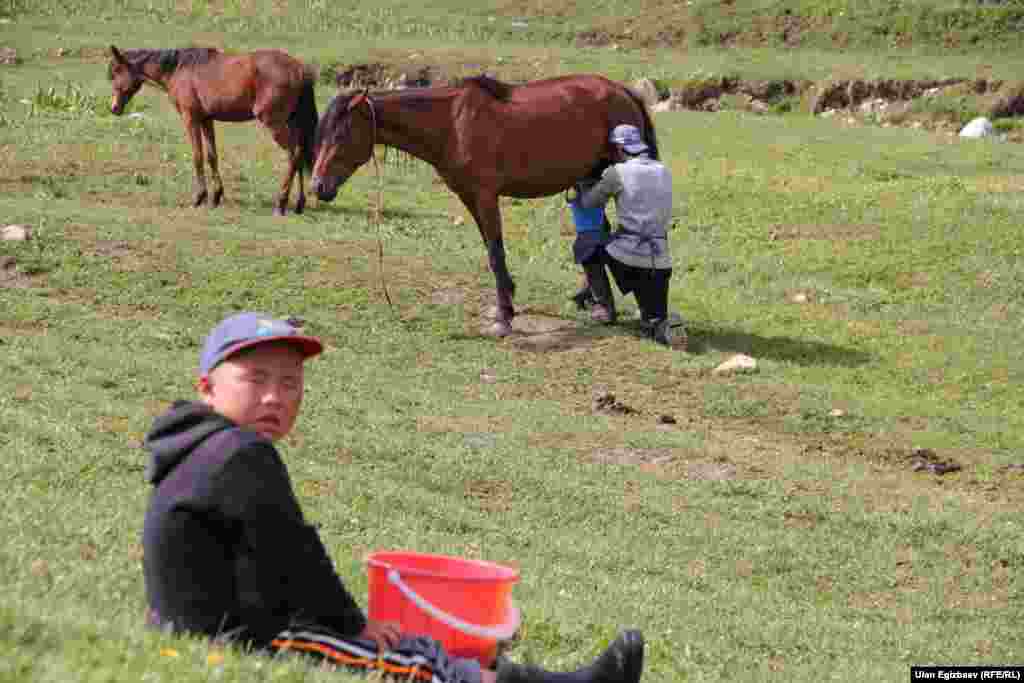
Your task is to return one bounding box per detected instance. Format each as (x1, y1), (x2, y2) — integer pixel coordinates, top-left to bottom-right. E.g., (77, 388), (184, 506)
(583, 263), (616, 324)
(570, 271), (595, 310)
(651, 313), (688, 349)
(495, 630), (644, 683)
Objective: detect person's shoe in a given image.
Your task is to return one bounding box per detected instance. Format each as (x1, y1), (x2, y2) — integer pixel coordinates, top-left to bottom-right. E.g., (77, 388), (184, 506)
(571, 286), (595, 310)
(582, 263), (616, 324)
(591, 630), (644, 683)
(495, 630), (644, 683)
(652, 313), (687, 349)
(591, 304), (617, 324)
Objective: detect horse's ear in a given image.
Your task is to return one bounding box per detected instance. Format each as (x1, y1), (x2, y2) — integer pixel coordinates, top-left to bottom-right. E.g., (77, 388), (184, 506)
(110, 45), (128, 65)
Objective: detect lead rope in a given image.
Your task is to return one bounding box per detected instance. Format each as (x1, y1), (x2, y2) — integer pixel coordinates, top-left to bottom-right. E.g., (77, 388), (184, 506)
(365, 94), (395, 312)
(364, 95), (416, 343)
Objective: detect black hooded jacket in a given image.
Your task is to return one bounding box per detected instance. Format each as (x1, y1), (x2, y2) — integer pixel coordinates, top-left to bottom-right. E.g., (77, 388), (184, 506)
(142, 400), (366, 645)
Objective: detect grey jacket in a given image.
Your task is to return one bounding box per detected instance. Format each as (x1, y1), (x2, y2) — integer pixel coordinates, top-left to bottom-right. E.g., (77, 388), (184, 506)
(580, 154), (673, 269)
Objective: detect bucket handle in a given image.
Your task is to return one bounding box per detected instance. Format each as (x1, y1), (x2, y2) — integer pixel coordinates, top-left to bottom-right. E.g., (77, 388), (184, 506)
(386, 569), (521, 642)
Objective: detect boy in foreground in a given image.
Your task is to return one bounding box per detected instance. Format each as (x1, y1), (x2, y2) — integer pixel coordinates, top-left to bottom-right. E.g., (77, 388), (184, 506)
(142, 312), (645, 683)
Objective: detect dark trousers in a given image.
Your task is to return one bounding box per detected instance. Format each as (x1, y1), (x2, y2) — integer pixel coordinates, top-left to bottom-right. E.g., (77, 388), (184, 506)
(270, 626), (483, 683)
(582, 249), (672, 322)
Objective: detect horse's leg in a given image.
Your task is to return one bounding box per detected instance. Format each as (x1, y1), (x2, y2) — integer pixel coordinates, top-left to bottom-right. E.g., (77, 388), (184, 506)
(261, 118), (299, 217)
(200, 119), (224, 207)
(463, 191), (515, 337)
(294, 154), (306, 215)
(488, 235), (516, 332)
(184, 115), (208, 207)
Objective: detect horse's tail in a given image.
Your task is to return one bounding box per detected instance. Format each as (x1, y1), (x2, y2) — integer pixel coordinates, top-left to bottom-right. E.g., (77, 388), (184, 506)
(293, 69), (318, 172)
(623, 85), (660, 160)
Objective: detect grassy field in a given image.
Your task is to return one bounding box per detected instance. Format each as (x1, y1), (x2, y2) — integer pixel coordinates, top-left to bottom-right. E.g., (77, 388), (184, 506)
(2, 1), (1024, 681)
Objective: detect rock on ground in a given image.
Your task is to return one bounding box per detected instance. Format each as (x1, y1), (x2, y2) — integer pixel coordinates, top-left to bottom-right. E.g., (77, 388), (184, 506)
(652, 98), (681, 113)
(713, 354), (758, 375)
(959, 117), (994, 138)
(2, 224), (31, 241)
(0, 47), (19, 66)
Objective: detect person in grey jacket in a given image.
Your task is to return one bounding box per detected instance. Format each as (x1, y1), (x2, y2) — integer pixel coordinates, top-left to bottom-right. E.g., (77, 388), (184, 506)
(141, 311), (646, 683)
(572, 124), (684, 347)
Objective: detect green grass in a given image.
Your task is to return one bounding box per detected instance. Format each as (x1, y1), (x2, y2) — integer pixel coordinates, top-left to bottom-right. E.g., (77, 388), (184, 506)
(3, 1), (1024, 682)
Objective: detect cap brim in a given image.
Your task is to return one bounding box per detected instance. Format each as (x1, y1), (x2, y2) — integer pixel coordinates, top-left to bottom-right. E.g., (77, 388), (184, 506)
(202, 334), (324, 375)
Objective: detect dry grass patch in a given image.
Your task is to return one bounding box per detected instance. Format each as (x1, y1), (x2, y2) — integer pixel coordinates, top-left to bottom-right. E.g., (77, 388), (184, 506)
(96, 414), (132, 431)
(893, 270), (931, 289)
(898, 319), (932, 336)
(0, 318), (51, 336)
(300, 479), (338, 498)
(0, 263), (42, 290)
(968, 174), (1024, 193)
(769, 175), (830, 195)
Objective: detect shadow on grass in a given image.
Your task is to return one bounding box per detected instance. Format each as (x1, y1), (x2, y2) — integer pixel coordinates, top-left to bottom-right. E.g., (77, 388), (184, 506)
(442, 311), (871, 365)
(688, 323), (873, 368)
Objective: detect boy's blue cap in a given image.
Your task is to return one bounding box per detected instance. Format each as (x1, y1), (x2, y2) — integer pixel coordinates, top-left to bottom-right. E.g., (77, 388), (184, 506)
(610, 124), (648, 155)
(199, 312), (323, 376)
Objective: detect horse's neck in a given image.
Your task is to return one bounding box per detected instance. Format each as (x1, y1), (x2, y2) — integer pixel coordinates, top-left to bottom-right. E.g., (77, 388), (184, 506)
(373, 90), (459, 168)
(140, 61), (173, 91)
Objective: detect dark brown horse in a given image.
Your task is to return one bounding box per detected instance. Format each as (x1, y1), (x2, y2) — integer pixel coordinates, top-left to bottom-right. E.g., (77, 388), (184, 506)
(310, 74), (657, 337)
(107, 46), (317, 215)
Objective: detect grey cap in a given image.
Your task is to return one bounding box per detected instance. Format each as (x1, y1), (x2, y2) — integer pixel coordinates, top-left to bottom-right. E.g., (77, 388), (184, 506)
(199, 312), (322, 376)
(610, 124), (649, 154)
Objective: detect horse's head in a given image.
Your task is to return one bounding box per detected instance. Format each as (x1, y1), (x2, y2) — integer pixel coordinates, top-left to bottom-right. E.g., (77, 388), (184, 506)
(311, 91), (376, 202)
(107, 46), (144, 116)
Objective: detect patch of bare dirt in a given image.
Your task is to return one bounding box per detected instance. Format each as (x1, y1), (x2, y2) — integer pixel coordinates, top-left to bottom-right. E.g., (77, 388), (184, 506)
(591, 389), (638, 415)
(808, 78), (974, 115)
(465, 478), (514, 513)
(0, 47), (20, 66)
(0, 257), (41, 289)
(91, 240), (133, 258)
(686, 460), (739, 481)
(589, 447), (674, 467)
(416, 415), (512, 433)
(430, 287), (465, 305)
(574, 29), (618, 48)
(476, 311), (598, 352)
(782, 509), (823, 529)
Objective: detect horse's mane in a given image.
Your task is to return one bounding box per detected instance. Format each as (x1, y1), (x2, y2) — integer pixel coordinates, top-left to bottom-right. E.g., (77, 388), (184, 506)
(109, 48), (220, 77)
(459, 74), (516, 101)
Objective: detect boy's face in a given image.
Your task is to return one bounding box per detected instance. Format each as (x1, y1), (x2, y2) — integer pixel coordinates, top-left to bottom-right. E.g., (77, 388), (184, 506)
(198, 342), (306, 442)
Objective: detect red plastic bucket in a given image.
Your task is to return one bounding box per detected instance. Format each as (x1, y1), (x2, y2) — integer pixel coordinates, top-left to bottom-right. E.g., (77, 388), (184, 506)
(366, 551), (521, 667)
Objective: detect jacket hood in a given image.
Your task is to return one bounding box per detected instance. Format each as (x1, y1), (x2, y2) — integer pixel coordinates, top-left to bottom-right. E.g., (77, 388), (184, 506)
(144, 400), (235, 484)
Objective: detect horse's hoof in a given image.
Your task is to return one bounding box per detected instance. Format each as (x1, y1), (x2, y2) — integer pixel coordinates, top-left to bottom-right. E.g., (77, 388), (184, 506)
(193, 192), (207, 207)
(272, 207), (285, 217)
(486, 320), (513, 338)
(294, 198), (306, 215)
(212, 189), (223, 207)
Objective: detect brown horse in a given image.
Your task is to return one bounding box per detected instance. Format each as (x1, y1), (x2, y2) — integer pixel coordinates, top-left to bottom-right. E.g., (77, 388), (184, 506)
(310, 74), (657, 337)
(107, 46), (318, 215)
